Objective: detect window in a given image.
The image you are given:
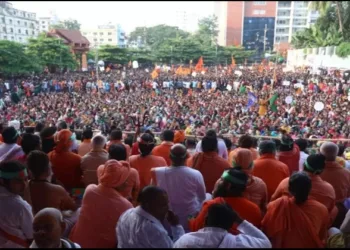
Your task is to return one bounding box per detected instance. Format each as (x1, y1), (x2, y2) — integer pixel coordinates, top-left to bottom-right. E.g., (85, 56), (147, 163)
(9, 19), (12, 24)
(32, 31), (34, 35)
(253, 10), (266, 15)
(42, 25), (46, 29)
(1, 17), (4, 23)
(42, 21), (45, 24)
(100, 38), (104, 41)
(24, 22), (27, 26)
(19, 37), (22, 40)
(25, 30), (28, 35)
(11, 36), (14, 40)
(278, 10), (291, 16)
(93, 32), (97, 35)
(254, 1), (266, 5)
(293, 18), (307, 26)
(99, 32), (103, 35)
(18, 20), (20, 25)
(18, 29), (21, 33)
(94, 38), (97, 41)
(2, 27), (6, 32)
(108, 32), (112, 35)
(108, 39), (112, 41)
(10, 28), (13, 33)
(3, 36), (7, 40)
(278, 1), (291, 8)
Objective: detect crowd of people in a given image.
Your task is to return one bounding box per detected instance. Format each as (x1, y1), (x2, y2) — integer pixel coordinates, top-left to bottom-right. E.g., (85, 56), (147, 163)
(0, 64), (350, 248)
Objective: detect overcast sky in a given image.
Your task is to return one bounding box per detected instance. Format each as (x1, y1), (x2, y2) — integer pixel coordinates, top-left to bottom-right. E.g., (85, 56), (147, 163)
(11, 1), (214, 33)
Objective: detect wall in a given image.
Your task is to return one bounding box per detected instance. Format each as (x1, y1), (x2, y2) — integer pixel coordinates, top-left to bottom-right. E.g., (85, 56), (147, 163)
(244, 1), (276, 17)
(226, 1), (244, 46)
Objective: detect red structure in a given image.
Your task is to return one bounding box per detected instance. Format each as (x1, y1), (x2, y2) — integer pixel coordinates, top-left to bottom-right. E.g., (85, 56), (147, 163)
(47, 29), (90, 71)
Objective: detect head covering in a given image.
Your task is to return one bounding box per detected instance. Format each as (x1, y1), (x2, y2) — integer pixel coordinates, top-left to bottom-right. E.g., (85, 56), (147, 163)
(174, 130), (185, 144)
(97, 159), (130, 188)
(54, 129), (73, 153)
(232, 149), (253, 169)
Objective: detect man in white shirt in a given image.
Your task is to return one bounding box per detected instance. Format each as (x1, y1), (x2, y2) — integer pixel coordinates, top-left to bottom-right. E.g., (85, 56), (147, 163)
(174, 203), (271, 248)
(151, 144), (206, 232)
(195, 129), (228, 160)
(0, 127), (24, 162)
(117, 186), (185, 248)
(0, 161), (33, 248)
(296, 139), (309, 171)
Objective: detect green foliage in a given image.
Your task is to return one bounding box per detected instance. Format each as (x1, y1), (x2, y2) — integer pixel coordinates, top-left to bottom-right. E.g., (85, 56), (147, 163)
(50, 19), (81, 31)
(26, 34), (78, 72)
(0, 40), (41, 76)
(336, 42), (350, 57)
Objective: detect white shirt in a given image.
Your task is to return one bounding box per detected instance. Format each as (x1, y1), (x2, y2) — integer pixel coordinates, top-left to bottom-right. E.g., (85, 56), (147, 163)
(173, 221), (272, 248)
(299, 151), (309, 172)
(195, 138), (228, 160)
(0, 186), (33, 248)
(30, 239), (81, 248)
(117, 206), (185, 248)
(152, 166), (206, 231)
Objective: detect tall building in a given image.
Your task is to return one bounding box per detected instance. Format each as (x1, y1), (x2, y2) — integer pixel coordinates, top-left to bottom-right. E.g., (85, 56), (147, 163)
(81, 23), (126, 48)
(38, 17), (51, 33)
(215, 1), (319, 52)
(0, 1), (39, 43)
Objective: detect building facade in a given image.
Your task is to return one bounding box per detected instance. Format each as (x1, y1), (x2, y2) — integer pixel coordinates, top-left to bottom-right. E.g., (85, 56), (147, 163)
(0, 1), (39, 43)
(81, 24), (126, 48)
(215, 1), (318, 52)
(39, 17), (51, 33)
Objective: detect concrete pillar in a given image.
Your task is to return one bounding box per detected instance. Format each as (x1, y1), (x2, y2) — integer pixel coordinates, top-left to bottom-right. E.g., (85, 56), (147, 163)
(82, 52), (87, 71)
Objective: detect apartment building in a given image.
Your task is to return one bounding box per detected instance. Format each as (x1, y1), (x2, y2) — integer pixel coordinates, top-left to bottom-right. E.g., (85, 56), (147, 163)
(0, 1), (39, 43)
(81, 24), (126, 48)
(39, 17), (51, 33)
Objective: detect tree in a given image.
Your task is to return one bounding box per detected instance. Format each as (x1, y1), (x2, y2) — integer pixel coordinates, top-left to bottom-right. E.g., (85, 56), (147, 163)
(98, 45), (130, 64)
(194, 15), (219, 46)
(310, 1), (343, 34)
(26, 34), (78, 73)
(0, 40), (41, 76)
(50, 19), (81, 31)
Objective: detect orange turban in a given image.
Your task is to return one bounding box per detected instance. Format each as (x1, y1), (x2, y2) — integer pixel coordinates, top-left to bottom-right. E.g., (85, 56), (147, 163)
(55, 129), (72, 153)
(232, 149), (253, 170)
(174, 130), (185, 144)
(97, 160), (130, 188)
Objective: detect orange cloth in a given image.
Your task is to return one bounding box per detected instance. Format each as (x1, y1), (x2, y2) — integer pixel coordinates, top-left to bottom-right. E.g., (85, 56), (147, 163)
(228, 147), (259, 166)
(189, 197), (262, 234)
(49, 130), (82, 190)
(174, 130), (185, 144)
(106, 140), (131, 158)
(129, 154), (167, 191)
(244, 176), (268, 212)
(252, 154), (290, 201)
(320, 161), (350, 202)
(187, 152), (231, 193)
(152, 142), (174, 166)
(262, 196), (329, 248)
(277, 144), (300, 175)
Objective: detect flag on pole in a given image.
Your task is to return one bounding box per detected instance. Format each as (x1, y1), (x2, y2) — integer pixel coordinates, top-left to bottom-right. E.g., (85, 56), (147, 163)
(195, 56), (204, 72)
(269, 93), (279, 112)
(151, 69), (158, 79)
(247, 92), (257, 108)
(231, 56), (236, 68)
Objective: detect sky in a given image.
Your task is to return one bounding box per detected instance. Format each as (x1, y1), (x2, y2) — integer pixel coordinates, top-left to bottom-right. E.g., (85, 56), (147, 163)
(11, 1), (214, 33)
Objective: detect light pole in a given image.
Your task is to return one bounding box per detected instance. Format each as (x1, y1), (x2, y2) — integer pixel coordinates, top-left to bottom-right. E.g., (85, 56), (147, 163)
(94, 42), (99, 80)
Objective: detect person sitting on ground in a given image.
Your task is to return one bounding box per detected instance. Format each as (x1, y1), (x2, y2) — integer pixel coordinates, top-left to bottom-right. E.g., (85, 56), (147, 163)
(129, 133), (166, 191)
(276, 134), (300, 174)
(252, 140), (289, 200)
(117, 186), (185, 248)
(185, 138), (197, 156)
(17, 133), (41, 164)
(271, 154), (337, 225)
(69, 159), (133, 248)
(0, 126), (24, 162)
(174, 203), (271, 248)
(228, 134), (259, 165)
(189, 169), (262, 234)
(40, 127), (57, 154)
(108, 144), (140, 205)
(106, 129), (130, 157)
(80, 135), (108, 187)
(152, 130), (175, 166)
(295, 138), (309, 171)
(262, 172), (329, 248)
(151, 144), (206, 231)
(30, 208), (80, 248)
(187, 135), (231, 194)
(48, 129), (83, 191)
(232, 149), (268, 213)
(77, 128), (93, 157)
(0, 161), (33, 248)
(195, 129), (228, 160)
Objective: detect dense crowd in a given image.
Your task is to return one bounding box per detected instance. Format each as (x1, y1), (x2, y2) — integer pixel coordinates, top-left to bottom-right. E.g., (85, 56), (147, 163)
(1, 65), (350, 248)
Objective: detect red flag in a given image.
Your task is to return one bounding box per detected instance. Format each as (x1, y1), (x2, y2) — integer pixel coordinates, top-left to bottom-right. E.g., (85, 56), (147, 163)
(195, 56), (203, 72)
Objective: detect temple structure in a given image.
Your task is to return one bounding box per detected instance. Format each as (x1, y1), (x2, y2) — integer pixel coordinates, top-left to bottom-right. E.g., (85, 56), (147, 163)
(47, 29), (90, 71)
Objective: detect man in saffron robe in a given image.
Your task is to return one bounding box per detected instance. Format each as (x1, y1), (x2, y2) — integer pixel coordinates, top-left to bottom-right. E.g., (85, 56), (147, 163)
(262, 172), (329, 248)
(252, 140), (289, 200)
(232, 149), (268, 213)
(271, 154), (337, 225)
(152, 130), (174, 166)
(69, 159), (133, 248)
(277, 134), (300, 175)
(228, 134), (259, 165)
(189, 169), (262, 234)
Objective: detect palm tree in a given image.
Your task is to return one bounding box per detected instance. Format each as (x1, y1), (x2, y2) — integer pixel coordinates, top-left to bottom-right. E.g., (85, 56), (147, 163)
(310, 1), (343, 33)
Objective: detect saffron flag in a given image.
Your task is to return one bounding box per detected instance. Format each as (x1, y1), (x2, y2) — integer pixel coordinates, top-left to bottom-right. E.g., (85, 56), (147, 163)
(195, 56), (204, 72)
(176, 66), (183, 75)
(247, 92), (257, 108)
(269, 93), (279, 112)
(151, 69), (158, 79)
(231, 56), (236, 68)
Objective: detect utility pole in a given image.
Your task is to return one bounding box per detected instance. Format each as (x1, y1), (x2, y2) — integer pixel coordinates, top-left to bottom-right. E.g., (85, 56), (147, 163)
(263, 24), (268, 52)
(95, 43), (99, 80)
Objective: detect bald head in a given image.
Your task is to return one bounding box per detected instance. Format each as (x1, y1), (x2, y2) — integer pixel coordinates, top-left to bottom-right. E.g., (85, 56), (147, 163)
(170, 144), (187, 166)
(320, 142), (339, 161)
(33, 208), (65, 248)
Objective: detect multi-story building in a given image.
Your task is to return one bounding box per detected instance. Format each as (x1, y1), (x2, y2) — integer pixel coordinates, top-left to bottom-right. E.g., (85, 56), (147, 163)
(215, 1), (318, 52)
(38, 17), (51, 33)
(0, 1), (39, 43)
(81, 23), (126, 48)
